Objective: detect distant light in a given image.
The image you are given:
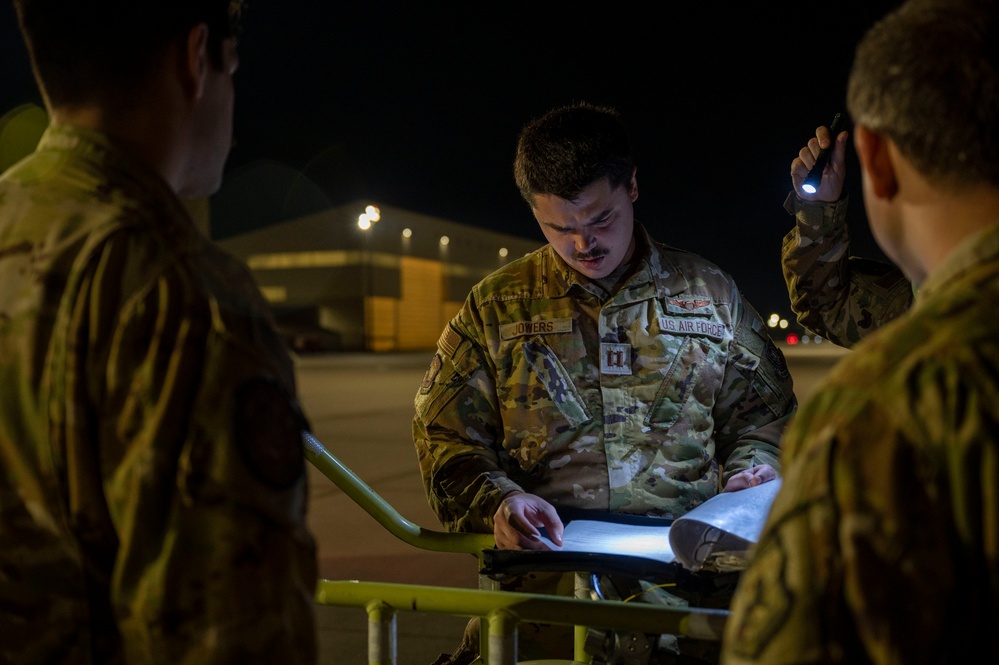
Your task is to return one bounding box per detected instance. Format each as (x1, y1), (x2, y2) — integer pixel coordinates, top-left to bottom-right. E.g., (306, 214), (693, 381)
(767, 313), (780, 328)
(439, 236), (450, 246)
(365, 205), (381, 222)
(498, 247), (508, 258)
(778, 319), (789, 329)
(402, 228), (412, 238)
(786, 333), (800, 345)
(357, 213), (372, 230)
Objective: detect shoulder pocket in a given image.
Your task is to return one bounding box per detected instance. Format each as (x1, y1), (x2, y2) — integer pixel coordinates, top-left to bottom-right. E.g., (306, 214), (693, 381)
(415, 328), (480, 423)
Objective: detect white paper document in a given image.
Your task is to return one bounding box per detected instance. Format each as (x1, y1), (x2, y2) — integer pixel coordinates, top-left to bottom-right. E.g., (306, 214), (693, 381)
(535, 479), (781, 572)
(537, 519), (675, 563)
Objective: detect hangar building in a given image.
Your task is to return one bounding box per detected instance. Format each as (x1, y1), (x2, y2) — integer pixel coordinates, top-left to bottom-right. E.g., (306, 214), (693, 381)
(218, 200), (542, 352)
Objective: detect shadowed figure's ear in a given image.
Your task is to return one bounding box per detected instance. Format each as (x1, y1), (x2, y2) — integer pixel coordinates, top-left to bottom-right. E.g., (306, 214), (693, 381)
(854, 124), (899, 200)
(179, 23), (210, 103)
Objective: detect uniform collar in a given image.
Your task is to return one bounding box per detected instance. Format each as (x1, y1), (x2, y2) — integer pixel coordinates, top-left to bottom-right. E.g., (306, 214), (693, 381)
(36, 123), (180, 207)
(917, 221), (999, 302)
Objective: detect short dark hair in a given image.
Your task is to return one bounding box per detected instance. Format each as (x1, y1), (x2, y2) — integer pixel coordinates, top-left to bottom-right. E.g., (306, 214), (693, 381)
(13, 0), (244, 107)
(847, 0), (999, 187)
(513, 101), (635, 206)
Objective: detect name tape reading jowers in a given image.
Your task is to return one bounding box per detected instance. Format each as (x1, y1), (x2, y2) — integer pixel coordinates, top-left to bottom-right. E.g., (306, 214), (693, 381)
(499, 318), (573, 339)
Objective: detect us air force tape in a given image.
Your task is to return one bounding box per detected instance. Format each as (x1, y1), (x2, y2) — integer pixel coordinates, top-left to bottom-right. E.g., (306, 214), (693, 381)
(234, 377), (306, 489)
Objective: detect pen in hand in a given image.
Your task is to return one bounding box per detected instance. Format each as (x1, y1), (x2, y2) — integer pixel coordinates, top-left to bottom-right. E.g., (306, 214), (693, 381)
(802, 113), (845, 194)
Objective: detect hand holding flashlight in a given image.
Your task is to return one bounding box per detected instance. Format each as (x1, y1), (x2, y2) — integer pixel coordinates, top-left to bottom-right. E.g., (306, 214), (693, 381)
(801, 113), (846, 195)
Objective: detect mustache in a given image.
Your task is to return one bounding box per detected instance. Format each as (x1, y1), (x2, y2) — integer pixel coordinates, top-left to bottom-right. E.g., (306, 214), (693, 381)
(573, 248), (608, 262)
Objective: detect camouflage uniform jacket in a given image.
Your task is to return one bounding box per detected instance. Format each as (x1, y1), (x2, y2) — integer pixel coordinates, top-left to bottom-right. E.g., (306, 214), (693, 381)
(781, 192), (914, 347)
(723, 222), (999, 664)
(414, 224), (795, 533)
(0, 125), (317, 664)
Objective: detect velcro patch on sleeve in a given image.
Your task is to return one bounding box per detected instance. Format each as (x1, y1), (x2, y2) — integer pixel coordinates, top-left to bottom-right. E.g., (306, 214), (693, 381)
(420, 353), (443, 393)
(438, 325), (461, 358)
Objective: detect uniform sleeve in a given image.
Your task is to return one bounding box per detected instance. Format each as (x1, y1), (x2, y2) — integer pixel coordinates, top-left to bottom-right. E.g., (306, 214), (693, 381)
(720, 406), (846, 665)
(79, 232), (317, 664)
(412, 302), (523, 534)
(781, 192), (913, 348)
(722, 357), (987, 664)
(713, 293), (796, 485)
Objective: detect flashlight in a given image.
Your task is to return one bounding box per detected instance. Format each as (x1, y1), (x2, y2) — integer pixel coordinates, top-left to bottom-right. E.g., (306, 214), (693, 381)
(801, 113), (845, 194)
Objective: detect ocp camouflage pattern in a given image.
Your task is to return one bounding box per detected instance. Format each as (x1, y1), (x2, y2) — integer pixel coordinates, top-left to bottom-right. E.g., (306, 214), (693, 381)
(781, 192), (914, 348)
(0, 125), (317, 664)
(723, 220), (999, 664)
(414, 224), (796, 534)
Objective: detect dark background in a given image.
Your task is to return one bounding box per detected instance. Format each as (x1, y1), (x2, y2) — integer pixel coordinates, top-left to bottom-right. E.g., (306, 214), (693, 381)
(1, 1), (904, 320)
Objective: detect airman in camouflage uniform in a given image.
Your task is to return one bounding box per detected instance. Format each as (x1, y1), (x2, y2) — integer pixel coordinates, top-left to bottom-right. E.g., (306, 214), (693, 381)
(415, 102), (795, 664)
(781, 120), (914, 348)
(722, 1), (999, 662)
(0, 3), (317, 663)
(415, 225), (794, 532)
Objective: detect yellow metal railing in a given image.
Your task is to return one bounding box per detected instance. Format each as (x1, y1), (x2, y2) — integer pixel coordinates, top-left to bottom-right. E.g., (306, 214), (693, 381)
(303, 432), (728, 665)
(304, 431), (493, 556)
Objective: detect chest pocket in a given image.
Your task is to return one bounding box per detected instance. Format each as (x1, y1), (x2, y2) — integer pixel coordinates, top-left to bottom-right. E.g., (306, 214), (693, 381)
(644, 336), (714, 428)
(521, 336), (592, 428)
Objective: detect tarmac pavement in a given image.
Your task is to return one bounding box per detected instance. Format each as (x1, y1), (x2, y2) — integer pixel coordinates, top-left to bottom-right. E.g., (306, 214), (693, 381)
(295, 351), (476, 665)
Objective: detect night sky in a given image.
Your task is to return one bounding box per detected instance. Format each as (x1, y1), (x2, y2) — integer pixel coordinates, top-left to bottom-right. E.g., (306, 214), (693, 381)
(1, 1), (904, 321)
